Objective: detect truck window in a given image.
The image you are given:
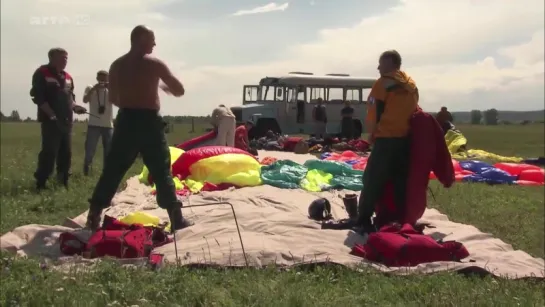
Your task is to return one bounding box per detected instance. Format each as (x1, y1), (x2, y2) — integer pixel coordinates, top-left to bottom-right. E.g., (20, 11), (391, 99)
(346, 88), (362, 103)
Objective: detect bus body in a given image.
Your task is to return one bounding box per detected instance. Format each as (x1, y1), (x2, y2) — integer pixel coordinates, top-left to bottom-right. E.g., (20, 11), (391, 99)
(230, 72), (376, 137)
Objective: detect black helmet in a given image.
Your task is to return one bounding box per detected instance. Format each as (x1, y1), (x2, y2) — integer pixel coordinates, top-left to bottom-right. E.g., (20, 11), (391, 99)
(308, 198), (333, 221)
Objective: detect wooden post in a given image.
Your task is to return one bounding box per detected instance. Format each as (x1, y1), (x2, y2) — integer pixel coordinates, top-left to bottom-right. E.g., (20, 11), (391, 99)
(191, 117), (195, 132)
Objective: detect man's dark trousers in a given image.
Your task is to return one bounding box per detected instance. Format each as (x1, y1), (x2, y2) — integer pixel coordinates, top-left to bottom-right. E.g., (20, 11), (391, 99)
(357, 137), (410, 226)
(34, 121), (72, 188)
(89, 109), (178, 212)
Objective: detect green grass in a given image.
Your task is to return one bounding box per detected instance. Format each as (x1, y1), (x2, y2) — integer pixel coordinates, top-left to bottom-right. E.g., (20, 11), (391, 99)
(1, 122), (544, 306)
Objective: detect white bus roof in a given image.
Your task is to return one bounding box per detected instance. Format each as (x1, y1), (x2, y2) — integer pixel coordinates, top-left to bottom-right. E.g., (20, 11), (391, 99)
(259, 74), (376, 88)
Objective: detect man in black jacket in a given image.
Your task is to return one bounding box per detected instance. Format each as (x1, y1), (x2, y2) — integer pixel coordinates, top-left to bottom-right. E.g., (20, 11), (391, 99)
(30, 47), (86, 190)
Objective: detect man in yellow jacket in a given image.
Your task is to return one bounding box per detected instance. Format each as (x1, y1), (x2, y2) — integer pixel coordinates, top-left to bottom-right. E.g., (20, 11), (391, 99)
(357, 50), (419, 232)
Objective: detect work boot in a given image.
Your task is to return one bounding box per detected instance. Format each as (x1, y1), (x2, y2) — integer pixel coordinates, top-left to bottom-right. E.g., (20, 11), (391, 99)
(355, 217), (377, 235)
(85, 207), (103, 231)
(83, 165), (90, 176)
(168, 206), (194, 232)
(56, 172), (69, 188)
(35, 181), (48, 192)
(342, 193), (359, 219)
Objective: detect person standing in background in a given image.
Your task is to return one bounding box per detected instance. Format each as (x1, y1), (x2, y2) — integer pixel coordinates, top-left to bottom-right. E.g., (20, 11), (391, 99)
(211, 104), (236, 146)
(340, 100), (355, 139)
(82, 70), (114, 176)
(312, 98), (327, 138)
(30, 47), (86, 191)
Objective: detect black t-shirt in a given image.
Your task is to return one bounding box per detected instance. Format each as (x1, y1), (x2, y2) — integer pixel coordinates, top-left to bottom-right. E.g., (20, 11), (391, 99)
(341, 106), (354, 117)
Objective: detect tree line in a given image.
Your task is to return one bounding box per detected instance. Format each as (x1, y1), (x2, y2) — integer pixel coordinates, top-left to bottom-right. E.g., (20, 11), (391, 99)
(1, 109), (542, 125)
(0, 111), (212, 124)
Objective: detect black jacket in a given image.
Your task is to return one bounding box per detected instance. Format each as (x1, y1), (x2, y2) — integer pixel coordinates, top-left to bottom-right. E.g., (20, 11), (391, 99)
(30, 65), (75, 123)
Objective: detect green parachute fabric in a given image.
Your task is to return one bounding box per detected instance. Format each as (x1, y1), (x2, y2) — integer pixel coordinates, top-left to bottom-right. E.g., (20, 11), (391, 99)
(302, 160), (363, 191)
(260, 160), (308, 189)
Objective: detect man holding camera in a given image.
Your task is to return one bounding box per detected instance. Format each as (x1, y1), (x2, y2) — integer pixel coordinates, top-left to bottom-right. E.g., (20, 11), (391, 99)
(82, 70), (114, 176)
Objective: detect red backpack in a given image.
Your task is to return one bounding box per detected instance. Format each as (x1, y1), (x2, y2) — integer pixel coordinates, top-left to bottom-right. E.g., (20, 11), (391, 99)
(350, 223), (469, 267)
(59, 216), (171, 259)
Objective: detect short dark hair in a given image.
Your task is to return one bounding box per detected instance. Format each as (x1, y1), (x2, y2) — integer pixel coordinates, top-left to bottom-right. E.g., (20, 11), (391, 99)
(48, 48), (67, 60)
(130, 25), (151, 44)
(380, 50), (402, 69)
(97, 70), (108, 76)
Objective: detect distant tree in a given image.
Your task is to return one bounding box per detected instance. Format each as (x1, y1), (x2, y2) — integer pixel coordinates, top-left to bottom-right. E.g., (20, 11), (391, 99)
(470, 110), (482, 125)
(483, 108), (499, 125)
(9, 110), (21, 122)
(24, 117), (33, 122)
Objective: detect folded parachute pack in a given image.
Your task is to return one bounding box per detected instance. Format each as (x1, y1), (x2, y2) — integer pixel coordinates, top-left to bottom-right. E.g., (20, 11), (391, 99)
(350, 223), (470, 267)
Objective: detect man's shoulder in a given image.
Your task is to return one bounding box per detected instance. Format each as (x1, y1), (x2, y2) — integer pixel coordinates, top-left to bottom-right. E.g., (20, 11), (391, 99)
(33, 65), (48, 75)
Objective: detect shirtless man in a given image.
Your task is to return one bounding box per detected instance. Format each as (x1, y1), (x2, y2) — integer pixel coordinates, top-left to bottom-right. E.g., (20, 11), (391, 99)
(85, 25), (193, 231)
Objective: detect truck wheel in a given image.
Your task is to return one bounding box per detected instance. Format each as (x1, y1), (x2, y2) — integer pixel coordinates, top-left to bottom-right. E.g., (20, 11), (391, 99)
(250, 118), (281, 139)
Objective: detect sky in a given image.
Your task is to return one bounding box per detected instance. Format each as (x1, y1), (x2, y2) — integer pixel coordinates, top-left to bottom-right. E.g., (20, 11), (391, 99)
(1, 0), (544, 119)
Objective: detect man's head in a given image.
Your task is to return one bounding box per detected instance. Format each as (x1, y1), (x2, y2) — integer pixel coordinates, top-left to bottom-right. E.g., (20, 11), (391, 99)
(48, 48), (68, 70)
(344, 100), (351, 107)
(317, 98), (323, 104)
(96, 70), (109, 84)
(441, 106), (448, 112)
(130, 25), (156, 54)
(245, 120), (255, 129)
(378, 50), (402, 76)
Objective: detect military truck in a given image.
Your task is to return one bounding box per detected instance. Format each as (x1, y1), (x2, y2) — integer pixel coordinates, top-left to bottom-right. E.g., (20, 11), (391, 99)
(230, 72), (376, 138)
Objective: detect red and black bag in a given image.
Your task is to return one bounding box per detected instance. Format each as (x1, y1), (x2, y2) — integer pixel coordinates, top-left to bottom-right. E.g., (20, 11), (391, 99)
(350, 223), (469, 267)
(59, 216), (171, 259)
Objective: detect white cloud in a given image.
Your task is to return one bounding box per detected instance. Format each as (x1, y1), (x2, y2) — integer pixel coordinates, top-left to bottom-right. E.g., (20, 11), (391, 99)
(231, 2), (289, 16)
(1, 0), (544, 119)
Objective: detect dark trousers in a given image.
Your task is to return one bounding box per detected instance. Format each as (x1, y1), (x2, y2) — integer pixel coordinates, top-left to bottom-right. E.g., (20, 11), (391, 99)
(34, 121), (72, 185)
(341, 117), (354, 139)
(89, 109), (178, 211)
(357, 137), (410, 224)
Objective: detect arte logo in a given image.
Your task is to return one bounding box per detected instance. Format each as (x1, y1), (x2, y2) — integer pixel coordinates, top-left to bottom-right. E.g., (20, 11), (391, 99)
(29, 15), (91, 26)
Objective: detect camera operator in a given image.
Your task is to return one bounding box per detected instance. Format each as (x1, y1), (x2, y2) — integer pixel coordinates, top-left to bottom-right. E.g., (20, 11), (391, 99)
(82, 70), (113, 176)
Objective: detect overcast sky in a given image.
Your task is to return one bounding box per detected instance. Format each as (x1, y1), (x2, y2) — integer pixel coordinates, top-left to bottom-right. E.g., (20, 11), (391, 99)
(1, 0), (544, 119)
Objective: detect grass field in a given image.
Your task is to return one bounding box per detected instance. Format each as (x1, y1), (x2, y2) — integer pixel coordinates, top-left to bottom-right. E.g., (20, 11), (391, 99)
(1, 122), (544, 306)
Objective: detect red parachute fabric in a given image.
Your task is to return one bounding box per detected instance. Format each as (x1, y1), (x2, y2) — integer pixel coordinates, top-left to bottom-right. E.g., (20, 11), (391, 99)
(374, 109), (455, 227)
(518, 169), (545, 184)
(493, 163), (542, 176)
(176, 130), (217, 151)
(171, 146), (256, 179)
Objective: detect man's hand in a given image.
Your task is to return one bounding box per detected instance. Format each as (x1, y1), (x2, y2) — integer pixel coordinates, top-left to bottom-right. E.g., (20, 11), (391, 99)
(73, 105), (87, 115)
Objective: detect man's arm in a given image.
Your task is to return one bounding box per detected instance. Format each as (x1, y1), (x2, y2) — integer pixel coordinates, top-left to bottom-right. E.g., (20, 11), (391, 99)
(369, 79), (388, 125)
(210, 108), (219, 126)
(156, 59), (184, 97)
(30, 68), (55, 118)
(82, 85), (93, 103)
(108, 60), (120, 106)
(70, 78), (77, 109)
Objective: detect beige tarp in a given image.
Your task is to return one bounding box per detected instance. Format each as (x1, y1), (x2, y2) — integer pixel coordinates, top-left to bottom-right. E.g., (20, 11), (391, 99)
(1, 151), (543, 279)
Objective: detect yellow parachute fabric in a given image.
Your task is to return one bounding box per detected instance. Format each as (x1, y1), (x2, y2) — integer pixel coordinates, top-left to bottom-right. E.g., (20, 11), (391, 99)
(138, 147), (185, 184)
(300, 169), (333, 192)
(119, 211), (161, 227)
(187, 153), (262, 187)
(445, 130), (523, 163)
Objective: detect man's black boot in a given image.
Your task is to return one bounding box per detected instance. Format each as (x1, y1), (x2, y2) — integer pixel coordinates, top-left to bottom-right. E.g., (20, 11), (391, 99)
(355, 217), (377, 235)
(85, 206), (103, 231)
(168, 206), (194, 232)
